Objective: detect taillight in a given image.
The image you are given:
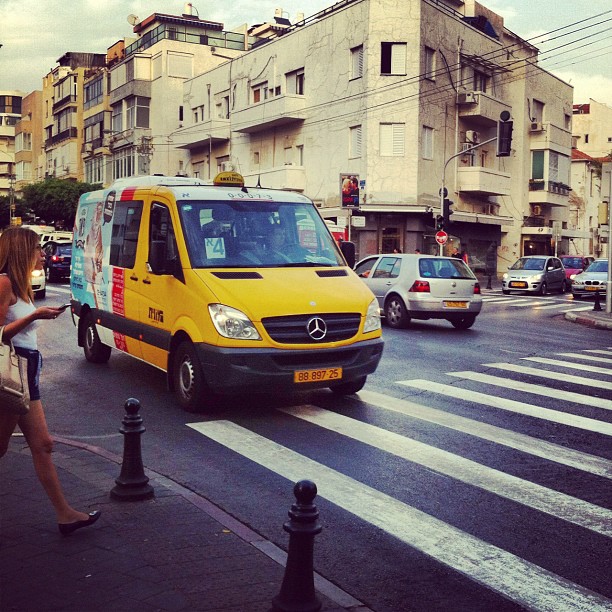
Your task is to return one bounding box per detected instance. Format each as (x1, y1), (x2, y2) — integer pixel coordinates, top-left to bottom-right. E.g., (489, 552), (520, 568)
(474, 282), (481, 294)
(51, 255), (59, 262)
(409, 280), (430, 293)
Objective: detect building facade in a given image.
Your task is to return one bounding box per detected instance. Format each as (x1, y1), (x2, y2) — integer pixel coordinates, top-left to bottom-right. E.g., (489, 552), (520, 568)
(176, 0), (574, 268)
(0, 90), (24, 202)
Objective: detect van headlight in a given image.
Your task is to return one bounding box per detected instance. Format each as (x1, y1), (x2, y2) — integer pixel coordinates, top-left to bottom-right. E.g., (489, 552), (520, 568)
(208, 304), (261, 340)
(363, 299), (381, 333)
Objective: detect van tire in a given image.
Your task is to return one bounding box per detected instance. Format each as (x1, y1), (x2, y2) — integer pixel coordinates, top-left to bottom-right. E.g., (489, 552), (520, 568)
(83, 315), (111, 363)
(330, 376), (366, 395)
(173, 341), (211, 412)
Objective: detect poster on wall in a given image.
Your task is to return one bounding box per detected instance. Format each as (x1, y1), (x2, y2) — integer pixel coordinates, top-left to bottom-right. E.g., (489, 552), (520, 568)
(340, 174), (360, 207)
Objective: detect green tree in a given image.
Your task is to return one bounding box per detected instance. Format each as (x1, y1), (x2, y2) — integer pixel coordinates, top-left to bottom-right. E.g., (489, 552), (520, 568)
(20, 178), (101, 229)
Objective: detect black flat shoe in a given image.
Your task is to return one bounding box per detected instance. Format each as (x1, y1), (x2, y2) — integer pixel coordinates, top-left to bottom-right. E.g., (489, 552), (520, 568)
(58, 511), (101, 536)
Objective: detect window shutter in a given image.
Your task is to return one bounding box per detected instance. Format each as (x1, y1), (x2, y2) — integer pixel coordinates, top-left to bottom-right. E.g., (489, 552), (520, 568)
(392, 124), (405, 155)
(390, 44), (406, 74)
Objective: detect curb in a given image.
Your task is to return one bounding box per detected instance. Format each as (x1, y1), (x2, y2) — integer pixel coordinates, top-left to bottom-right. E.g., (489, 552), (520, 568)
(52, 436), (371, 612)
(564, 311), (612, 329)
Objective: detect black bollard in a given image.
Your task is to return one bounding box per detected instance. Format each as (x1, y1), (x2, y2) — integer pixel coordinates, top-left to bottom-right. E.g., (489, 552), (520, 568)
(594, 290), (602, 312)
(486, 274), (492, 290)
(271, 480), (322, 612)
(110, 398), (154, 501)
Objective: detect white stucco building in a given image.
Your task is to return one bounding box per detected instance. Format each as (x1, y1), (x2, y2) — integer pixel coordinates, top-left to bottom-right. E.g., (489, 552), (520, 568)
(175, 0), (574, 267)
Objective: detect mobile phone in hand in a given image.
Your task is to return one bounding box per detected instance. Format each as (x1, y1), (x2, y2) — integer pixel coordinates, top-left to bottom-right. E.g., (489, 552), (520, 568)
(58, 303), (71, 311)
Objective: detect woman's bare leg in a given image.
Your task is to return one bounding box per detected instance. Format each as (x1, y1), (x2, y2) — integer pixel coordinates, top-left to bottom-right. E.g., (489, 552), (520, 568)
(0, 412), (20, 457)
(17, 400), (91, 524)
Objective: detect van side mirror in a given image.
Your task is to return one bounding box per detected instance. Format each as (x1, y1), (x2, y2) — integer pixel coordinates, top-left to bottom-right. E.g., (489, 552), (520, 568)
(340, 240), (356, 268)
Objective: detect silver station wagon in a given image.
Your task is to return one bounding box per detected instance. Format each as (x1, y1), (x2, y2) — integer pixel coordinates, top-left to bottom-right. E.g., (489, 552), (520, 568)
(354, 254), (482, 329)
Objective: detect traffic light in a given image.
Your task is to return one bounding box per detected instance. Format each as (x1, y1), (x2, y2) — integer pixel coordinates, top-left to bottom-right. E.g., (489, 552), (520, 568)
(497, 119), (513, 157)
(443, 198), (453, 227)
(436, 215), (444, 231)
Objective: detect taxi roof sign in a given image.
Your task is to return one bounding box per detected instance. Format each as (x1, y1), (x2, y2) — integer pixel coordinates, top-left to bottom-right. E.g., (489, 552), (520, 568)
(213, 171), (245, 187)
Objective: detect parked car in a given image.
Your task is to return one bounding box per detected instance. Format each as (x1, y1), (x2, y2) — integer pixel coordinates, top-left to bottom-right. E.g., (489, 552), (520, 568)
(31, 268), (46, 299)
(571, 258), (609, 299)
(43, 241), (72, 281)
(39, 231), (73, 247)
(354, 253), (482, 329)
(501, 255), (567, 295)
(560, 255), (594, 280)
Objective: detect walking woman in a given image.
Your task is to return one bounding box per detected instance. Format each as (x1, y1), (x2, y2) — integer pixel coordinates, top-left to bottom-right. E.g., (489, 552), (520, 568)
(0, 227), (100, 535)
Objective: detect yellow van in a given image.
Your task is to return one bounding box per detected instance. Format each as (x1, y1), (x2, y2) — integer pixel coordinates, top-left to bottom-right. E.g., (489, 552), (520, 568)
(70, 173), (383, 411)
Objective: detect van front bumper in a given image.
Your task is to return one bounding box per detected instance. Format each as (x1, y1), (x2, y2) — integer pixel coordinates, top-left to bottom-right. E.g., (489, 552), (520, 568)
(195, 338), (384, 394)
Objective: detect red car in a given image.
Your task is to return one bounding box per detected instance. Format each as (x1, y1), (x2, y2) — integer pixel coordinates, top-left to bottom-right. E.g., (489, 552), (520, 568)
(560, 255), (594, 280)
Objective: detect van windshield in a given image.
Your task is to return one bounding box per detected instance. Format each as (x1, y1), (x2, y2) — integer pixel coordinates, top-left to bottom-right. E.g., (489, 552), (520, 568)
(177, 200), (344, 268)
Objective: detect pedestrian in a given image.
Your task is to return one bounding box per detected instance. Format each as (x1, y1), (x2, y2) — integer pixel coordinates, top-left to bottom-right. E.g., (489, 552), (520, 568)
(414, 249), (421, 254)
(0, 227), (101, 535)
(393, 247), (402, 253)
(451, 247), (462, 259)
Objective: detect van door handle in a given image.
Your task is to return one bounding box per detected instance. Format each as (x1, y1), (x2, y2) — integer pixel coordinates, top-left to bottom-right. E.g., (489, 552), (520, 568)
(143, 278), (152, 285)
(130, 275), (138, 281)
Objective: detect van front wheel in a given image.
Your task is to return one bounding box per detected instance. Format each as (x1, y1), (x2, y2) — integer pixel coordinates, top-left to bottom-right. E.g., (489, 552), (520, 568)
(330, 376), (366, 396)
(173, 341), (212, 412)
(83, 315), (111, 363)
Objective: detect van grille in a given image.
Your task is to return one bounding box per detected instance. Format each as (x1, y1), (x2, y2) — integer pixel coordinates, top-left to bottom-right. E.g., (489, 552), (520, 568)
(262, 313), (361, 344)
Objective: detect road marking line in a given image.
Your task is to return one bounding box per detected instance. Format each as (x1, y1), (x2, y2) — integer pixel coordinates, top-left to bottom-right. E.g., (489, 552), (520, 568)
(585, 350), (612, 356)
(560, 306), (598, 312)
(448, 371), (612, 410)
(521, 356), (612, 376)
(280, 405), (612, 536)
(187, 420), (612, 612)
(378, 382), (612, 451)
(557, 352), (612, 365)
(533, 302), (579, 310)
(482, 297), (521, 303)
(483, 362), (612, 392)
(507, 300), (548, 307)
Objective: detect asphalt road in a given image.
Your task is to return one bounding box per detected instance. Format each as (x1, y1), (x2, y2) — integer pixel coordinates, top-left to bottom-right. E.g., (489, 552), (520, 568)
(36, 283), (612, 612)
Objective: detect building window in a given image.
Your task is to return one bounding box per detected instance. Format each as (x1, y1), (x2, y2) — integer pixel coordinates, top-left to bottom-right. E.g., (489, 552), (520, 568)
(85, 156), (104, 184)
(532, 99), (544, 123)
(381, 42), (407, 75)
(286, 69), (305, 95)
(424, 46), (435, 80)
(532, 151), (544, 180)
(350, 125), (362, 158)
(473, 69), (488, 92)
(422, 126), (433, 159)
(84, 77), (103, 110)
(113, 147), (135, 180)
(112, 103), (122, 134)
(296, 144), (304, 165)
(585, 134), (589, 143)
(253, 82), (267, 103)
(253, 151), (260, 165)
(380, 123), (404, 156)
(217, 95), (229, 118)
(284, 146), (293, 164)
(351, 45), (364, 79)
(126, 96), (150, 129)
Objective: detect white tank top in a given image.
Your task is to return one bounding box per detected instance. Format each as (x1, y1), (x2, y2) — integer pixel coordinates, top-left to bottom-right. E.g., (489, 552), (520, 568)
(4, 296), (39, 350)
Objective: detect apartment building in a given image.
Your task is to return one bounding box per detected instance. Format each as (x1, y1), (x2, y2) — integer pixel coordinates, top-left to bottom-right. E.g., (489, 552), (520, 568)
(573, 99), (612, 158)
(42, 53), (106, 181)
(176, 0), (574, 266)
(14, 90), (43, 190)
(0, 90), (24, 201)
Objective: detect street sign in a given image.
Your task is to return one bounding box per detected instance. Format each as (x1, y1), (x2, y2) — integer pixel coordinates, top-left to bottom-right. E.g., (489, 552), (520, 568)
(435, 230), (448, 245)
(351, 215), (366, 227)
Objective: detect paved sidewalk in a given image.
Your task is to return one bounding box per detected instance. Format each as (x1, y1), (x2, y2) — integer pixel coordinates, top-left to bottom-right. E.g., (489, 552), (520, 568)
(0, 437), (370, 612)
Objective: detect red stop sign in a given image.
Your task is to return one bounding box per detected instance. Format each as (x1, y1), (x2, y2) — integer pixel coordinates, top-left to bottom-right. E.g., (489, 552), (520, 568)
(435, 230), (448, 245)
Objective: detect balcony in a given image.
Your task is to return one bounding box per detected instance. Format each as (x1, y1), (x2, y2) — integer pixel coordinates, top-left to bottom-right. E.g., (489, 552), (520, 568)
(242, 164), (306, 191)
(528, 180), (570, 207)
(528, 122), (571, 150)
(456, 166), (511, 196)
(175, 119), (230, 150)
(457, 91), (511, 127)
(233, 95), (306, 134)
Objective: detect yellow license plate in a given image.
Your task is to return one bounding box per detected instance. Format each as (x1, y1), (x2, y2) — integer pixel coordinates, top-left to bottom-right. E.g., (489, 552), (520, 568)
(586, 286), (599, 291)
(510, 281), (527, 288)
(294, 367), (343, 383)
(444, 301), (468, 308)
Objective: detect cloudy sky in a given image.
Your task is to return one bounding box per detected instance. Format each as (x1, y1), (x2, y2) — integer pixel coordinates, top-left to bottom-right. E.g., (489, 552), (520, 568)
(0, 0), (610, 105)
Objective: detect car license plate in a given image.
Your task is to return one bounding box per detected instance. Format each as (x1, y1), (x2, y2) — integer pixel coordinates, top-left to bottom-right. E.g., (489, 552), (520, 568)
(444, 301), (468, 308)
(509, 281), (527, 288)
(294, 367), (342, 383)
(586, 286), (599, 291)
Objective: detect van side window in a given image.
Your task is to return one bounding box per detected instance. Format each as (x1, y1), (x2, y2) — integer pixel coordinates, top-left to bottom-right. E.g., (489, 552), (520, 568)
(150, 203), (178, 268)
(110, 201), (143, 269)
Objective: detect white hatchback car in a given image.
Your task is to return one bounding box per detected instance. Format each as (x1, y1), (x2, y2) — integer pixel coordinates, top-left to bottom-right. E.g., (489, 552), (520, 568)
(354, 254), (482, 329)
(31, 267), (46, 299)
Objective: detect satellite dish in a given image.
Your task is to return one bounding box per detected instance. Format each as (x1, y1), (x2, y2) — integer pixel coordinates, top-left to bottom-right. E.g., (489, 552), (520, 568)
(127, 14), (139, 26)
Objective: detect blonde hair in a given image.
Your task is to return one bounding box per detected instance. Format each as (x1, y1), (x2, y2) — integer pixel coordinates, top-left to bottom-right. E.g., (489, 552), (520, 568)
(0, 227), (39, 302)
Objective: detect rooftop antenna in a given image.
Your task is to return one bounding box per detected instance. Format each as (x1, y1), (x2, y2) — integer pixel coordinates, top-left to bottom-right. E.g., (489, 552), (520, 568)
(127, 14), (139, 26)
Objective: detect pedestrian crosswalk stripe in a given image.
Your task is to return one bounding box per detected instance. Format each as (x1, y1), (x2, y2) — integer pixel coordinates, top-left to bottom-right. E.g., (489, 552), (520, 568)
(280, 405), (612, 536)
(557, 352), (612, 365)
(521, 356), (612, 376)
(483, 362), (612, 392)
(560, 306), (597, 312)
(534, 303), (582, 310)
(187, 420), (612, 612)
(482, 297), (519, 303)
(585, 349), (612, 357)
(449, 371), (612, 410)
(507, 300), (548, 307)
(367, 386), (612, 471)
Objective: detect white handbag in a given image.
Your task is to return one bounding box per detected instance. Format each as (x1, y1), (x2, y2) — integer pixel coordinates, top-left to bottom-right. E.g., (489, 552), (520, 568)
(0, 325), (30, 415)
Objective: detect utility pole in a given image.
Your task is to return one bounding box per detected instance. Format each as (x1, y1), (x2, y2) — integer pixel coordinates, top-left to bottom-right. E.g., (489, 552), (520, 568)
(9, 162), (16, 226)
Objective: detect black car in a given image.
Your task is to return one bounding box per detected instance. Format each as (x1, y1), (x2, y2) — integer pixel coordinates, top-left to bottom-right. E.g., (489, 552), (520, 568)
(43, 241), (72, 282)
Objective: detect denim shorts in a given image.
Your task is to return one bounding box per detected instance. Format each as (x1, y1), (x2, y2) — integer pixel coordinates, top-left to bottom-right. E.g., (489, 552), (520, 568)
(14, 347), (42, 401)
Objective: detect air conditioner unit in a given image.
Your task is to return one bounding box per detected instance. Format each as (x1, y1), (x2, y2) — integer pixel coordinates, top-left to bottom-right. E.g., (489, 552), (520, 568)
(532, 204), (542, 216)
(460, 142), (475, 153)
(465, 130), (480, 143)
(457, 92), (477, 105)
(529, 122), (543, 132)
